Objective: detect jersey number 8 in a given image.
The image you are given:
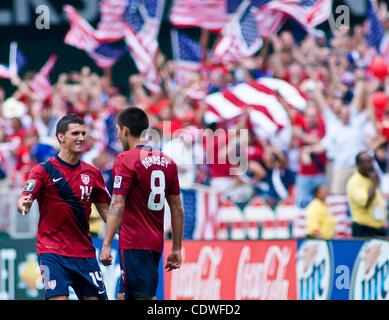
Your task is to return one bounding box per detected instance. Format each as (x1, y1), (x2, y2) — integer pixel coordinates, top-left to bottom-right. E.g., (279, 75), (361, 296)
(147, 170), (165, 211)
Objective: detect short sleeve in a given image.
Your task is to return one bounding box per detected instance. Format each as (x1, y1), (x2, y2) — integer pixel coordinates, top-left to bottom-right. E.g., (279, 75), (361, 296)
(92, 169), (111, 204)
(346, 179), (368, 208)
(306, 203), (321, 235)
(167, 161), (181, 195)
(21, 164), (46, 199)
(112, 154), (135, 196)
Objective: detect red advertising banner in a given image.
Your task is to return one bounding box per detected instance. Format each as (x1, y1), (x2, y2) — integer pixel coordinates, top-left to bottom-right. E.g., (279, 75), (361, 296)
(164, 240), (297, 300)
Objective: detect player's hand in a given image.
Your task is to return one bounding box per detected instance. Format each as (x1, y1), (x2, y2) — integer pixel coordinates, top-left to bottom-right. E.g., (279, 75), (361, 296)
(17, 195), (33, 216)
(165, 249), (182, 272)
(100, 245), (113, 266)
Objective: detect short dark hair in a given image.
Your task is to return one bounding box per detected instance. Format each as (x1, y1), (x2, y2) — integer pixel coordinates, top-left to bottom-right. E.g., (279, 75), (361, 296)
(56, 113), (84, 136)
(355, 151), (369, 166)
(312, 185), (321, 198)
(117, 107), (149, 137)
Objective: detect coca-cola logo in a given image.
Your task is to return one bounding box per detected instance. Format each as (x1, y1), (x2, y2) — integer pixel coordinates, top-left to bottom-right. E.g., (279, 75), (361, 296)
(350, 240), (389, 300)
(170, 246), (222, 300)
(235, 245), (292, 300)
(297, 240), (332, 300)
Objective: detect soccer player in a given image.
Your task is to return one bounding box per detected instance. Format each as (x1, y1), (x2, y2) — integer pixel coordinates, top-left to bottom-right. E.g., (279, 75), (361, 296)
(100, 107), (184, 300)
(17, 114), (111, 300)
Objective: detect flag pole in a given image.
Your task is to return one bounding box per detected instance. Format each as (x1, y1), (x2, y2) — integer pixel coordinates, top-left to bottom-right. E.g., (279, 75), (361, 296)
(9, 42), (17, 79)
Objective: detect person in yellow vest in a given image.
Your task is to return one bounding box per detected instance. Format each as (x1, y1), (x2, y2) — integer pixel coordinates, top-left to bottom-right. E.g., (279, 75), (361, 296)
(347, 151), (387, 237)
(305, 185), (337, 239)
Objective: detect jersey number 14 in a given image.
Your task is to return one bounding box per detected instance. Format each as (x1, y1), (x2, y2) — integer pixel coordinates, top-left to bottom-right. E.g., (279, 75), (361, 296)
(80, 185), (93, 201)
(147, 170), (165, 211)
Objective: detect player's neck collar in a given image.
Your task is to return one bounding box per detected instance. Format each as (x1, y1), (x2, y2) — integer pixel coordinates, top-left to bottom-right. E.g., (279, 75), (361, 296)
(135, 144), (150, 150)
(55, 154), (80, 168)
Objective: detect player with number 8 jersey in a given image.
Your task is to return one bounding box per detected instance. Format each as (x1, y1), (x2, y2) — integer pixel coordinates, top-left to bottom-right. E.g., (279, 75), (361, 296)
(100, 107), (184, 300)
(112, 146), (180, 253)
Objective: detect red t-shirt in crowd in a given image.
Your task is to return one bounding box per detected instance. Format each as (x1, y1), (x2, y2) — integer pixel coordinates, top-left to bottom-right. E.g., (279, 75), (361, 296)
(294, 114), (327, 175)
(21, 155), (111, 258)
(203, 133), (233, 178)
(112, 146), (180, 253)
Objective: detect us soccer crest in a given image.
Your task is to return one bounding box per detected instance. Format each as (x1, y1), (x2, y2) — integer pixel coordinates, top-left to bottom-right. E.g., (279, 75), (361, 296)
(81, 174), (90, 185)
(48, 280), (57, 290)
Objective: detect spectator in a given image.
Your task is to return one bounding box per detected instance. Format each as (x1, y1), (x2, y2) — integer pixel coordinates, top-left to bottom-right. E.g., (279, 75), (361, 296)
(347, 151), (387, 237)
(307, 78), (376, 194)
(293, 105), (327, 208)
(254, 146), (294, 209)
(163, 126), (203, 190)
(305, 185), (337, 239)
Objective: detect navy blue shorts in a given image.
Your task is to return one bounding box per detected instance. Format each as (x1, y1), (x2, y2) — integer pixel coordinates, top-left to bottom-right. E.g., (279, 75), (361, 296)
(38, 253), (108, 300)
(120, 249), (161, 300)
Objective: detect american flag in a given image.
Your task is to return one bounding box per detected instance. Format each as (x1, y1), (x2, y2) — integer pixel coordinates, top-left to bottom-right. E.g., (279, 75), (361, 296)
(257, 0), (331, 34)
(181, 187), (220, 240)
(212, 0), (262, 64)
(255, 0), (286, 38)
(170, 0), (242, 31)
(29, 55), (57, 100)
(366, 0), (389, 62)
(96, 0), (129, 42)
(122, 23), (160, 92)
(204, 77), (307, 149)
(122, 1), (163, 92)
(64, 5), (99, 51)
(95, 0), (165, 41)
(90, 42), (127, 68)
(64, 5), (126, 68)
(171, 30), (207, 99)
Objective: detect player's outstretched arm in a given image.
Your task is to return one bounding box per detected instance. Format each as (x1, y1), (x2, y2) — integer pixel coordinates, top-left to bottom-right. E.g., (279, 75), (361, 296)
(17, 195), (33, 216)
(165, 194), (184, 272)
(100, 194), (126, 266)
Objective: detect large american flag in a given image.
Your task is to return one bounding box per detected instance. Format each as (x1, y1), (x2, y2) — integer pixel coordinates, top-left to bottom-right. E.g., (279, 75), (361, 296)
(29, 55), (57, 100)
(212, 0), (262, 64)
(366, 0), (389, 63)
(64, 5), (126, 68)
(204, 77), (307, 149)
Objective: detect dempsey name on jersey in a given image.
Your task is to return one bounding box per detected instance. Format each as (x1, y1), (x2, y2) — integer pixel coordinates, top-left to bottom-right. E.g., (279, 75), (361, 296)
(141, 156), (169, 170)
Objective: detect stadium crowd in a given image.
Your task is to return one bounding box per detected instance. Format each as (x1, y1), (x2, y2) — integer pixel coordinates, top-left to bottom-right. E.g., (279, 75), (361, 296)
(1, 8), (389, 238)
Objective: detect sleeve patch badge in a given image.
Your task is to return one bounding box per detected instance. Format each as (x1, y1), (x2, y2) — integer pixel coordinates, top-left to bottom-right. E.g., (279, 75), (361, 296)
(24, 179), (36, 192)
(113, 176), (122, 189)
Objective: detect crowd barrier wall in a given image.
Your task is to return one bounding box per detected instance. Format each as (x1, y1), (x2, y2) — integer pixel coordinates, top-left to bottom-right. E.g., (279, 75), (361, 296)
(1, 237), (388, 300)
